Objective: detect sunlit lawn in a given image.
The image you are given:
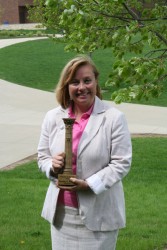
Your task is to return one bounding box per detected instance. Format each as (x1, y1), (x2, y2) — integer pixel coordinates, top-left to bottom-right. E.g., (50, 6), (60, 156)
(0, 138), (167, 250)
(0, 38), (167, 106)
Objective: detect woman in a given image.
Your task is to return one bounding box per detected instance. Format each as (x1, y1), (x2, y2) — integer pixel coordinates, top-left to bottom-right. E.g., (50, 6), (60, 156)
(37, 55), (132, 250)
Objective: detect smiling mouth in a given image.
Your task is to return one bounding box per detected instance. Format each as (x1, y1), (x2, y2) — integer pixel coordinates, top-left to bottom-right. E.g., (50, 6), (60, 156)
(76, 91), (91, 97)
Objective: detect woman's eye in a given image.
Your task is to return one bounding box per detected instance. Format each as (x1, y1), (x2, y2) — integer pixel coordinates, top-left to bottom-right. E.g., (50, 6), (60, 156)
(84, 78), (91, 84)
(70, 80), (79, 86)
(70, 78), (92, 85)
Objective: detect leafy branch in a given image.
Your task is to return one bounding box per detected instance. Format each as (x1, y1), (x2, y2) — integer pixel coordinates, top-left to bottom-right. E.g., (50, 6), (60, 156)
(29, 0), (167, 103)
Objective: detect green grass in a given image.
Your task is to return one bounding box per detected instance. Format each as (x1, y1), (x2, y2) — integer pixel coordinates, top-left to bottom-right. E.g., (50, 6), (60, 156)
(0, 138), (167, 250)
(118, 137), (167, 250)
(0, 39), (75, 91)
(0, 39), (112, 92)
(0, 38), (166, 106)
(0, 161), (50, 250)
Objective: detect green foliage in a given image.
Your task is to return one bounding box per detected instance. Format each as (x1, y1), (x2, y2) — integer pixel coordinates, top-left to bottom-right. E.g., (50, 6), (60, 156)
(29, 0), (167, 103)
(0, 29), (48, 39)
(106, 57), (165, 103)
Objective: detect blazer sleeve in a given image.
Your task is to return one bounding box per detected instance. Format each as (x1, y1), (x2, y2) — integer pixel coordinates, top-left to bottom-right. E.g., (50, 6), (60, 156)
(37, 112), (57, 181)
(86, 111), (132, 194)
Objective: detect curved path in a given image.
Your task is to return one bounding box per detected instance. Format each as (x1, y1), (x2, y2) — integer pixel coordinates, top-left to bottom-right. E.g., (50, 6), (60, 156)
(0, 38), (167, 169)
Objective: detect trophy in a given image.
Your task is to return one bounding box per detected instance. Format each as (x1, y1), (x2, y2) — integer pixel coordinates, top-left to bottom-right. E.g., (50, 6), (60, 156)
(58, 118), (76, 186)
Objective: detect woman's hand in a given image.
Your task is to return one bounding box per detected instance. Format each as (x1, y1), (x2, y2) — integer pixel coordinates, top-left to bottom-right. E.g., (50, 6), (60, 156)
(52, 152), (65, 174)
(57, 178), (90, 191)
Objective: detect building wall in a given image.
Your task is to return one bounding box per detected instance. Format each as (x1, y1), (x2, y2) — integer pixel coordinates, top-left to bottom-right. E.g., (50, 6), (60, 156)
(18, 0), (34, 6)
(0, 0), (34, 24)
(0, 0), (165, 25)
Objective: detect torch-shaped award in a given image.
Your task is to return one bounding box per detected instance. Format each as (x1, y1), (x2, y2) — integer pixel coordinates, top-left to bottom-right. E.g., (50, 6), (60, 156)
(58, 118), (76, 186)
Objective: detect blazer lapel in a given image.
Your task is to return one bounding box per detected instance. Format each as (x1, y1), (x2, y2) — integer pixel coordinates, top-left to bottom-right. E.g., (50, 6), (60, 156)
(77, 97), (106, 157)
(55, 107), (68, 129)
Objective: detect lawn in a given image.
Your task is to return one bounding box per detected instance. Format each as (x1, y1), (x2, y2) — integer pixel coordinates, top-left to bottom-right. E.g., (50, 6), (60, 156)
(0, 38), (167, 107)
(0, 138), (167, 250)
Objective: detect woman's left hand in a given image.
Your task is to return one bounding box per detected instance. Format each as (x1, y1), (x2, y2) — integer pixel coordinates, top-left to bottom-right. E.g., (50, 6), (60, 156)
(57, 178), (90, 191)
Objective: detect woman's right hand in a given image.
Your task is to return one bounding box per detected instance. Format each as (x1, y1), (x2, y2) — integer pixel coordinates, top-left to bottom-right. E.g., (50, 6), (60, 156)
(52, 152), (65, 174)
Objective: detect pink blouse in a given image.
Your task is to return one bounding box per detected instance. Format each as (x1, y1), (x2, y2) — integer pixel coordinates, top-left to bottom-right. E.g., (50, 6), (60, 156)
(57, 104), (94, 208)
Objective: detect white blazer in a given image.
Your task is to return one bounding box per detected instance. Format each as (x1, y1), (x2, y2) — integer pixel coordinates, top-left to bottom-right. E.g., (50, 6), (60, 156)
(37, 96), (132, 231)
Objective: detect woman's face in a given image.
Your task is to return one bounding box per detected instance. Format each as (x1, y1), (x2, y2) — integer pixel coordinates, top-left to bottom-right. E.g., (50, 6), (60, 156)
(68, 64), (97, 110)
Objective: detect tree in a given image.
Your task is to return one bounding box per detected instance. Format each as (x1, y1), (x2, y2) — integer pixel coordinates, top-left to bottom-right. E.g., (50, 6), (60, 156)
(29, 0), (167, 103)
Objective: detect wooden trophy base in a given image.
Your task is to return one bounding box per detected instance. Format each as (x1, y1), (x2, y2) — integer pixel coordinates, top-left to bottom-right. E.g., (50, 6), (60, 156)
(58, 173), (76, 186)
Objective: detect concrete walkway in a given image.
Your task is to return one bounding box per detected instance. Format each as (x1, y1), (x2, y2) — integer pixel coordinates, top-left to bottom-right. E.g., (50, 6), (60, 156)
(0, 79), (56, 169)
(0, 38), (167, 169)
(0, 37), (48, 49)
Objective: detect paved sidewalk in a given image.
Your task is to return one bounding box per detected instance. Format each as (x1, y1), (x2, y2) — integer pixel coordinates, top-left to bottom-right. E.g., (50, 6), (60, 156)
(0, 37), (48, 49)
(0, 80), (57, 169)
(1, 79), (167, 169)
(0, 38), (167, 169)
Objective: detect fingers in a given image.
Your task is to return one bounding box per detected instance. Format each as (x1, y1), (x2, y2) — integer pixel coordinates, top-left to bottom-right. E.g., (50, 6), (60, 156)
(52, 152), (65, 173)
(70, 177), (78, 185)
(59, 152), (66, 158)
(72, 178), (90, 190)
(56, 178), (89, 191)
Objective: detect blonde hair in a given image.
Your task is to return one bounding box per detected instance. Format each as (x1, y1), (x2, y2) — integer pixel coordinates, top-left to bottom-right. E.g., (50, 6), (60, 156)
(55, 55), (102, 109)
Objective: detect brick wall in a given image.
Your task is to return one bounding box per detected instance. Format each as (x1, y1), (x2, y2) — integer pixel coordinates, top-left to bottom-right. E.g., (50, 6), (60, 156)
(0, 0), (34, 24)
(18, 0), (34, 6)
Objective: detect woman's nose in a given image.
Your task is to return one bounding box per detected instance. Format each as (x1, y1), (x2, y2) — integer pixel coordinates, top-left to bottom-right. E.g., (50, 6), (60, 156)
(78, 81), (86, 89)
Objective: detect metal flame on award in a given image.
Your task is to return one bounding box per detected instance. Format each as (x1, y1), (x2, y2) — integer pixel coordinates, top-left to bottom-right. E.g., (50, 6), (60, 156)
(58, 118), (76, 186)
